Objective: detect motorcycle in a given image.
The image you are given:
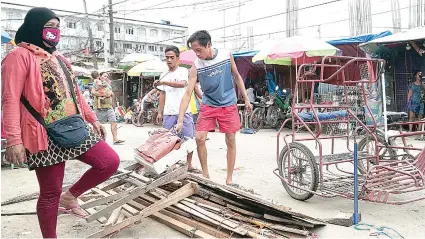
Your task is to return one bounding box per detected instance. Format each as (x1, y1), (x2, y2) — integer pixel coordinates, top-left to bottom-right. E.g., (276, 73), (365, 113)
(249, 96), (273, 131)
(132, 100), (161, 126)
(266, 88), (292, 129)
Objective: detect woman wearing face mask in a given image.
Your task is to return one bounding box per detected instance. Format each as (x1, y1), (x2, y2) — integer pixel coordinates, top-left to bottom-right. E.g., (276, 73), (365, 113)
(1, 8), (120, 238)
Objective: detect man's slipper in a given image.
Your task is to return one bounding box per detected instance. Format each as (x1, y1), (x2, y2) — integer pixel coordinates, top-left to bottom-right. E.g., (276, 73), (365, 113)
(188, 168), (202, 174)
(227, 183), (241, 189)
(58, 206), (88, 219)
(113, 140), (125, 145)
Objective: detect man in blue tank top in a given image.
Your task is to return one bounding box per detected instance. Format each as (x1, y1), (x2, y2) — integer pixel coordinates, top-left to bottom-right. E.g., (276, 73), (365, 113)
(175, 30), (253, 186)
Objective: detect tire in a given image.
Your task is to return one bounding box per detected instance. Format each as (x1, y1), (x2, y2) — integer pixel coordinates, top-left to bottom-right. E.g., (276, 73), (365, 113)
(250, 108), (264, 131)
(267, 105), (279, 128)
(357, 135), (397, 174)
(277, 142), (319, 201)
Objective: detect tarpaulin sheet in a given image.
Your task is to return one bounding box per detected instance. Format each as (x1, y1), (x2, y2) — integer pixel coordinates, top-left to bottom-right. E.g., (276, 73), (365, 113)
(327, 31), (392, 45)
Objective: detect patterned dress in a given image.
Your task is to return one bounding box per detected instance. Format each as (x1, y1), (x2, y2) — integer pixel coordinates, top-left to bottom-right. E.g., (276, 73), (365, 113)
(20, 43), (101, 170)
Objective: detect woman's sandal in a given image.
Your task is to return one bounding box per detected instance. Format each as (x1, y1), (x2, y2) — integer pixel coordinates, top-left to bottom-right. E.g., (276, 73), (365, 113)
(58, 205), (88, 219)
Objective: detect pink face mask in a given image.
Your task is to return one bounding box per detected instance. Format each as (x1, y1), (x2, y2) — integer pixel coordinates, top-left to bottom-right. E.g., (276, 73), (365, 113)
(42, 27), (60, 47)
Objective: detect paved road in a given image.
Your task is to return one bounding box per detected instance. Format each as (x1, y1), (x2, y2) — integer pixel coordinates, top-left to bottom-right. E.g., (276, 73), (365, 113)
(2, 123), (425, 238)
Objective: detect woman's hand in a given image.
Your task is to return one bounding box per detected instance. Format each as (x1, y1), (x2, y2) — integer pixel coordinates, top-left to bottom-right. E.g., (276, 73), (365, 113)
(5, 144), (27, 166)
(92, 121), (107, 140)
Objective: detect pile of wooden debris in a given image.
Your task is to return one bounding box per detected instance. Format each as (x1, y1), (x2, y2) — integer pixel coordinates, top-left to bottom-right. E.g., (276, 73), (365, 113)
(79, 163), (325, 238)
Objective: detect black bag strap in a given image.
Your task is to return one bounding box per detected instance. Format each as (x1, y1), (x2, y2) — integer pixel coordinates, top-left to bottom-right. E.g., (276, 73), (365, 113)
(20, 95), (47, 128)
(55, 56), (80, 114)
(20, 56), (80, 127)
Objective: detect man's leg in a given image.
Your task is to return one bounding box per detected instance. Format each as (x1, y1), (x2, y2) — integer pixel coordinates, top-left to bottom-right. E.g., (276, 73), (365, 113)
(216, 104), (241, 185)
(182, 113), (198, 171)
(196, 131), (209, 178)
(225, 133), (236, 185)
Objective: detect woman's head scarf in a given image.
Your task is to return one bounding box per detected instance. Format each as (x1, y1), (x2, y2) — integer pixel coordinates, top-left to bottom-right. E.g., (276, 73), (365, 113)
(15, 7), (60, 53)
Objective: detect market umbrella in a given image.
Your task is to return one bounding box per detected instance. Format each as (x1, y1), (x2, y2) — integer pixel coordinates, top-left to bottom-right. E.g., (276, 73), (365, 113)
(71, 65), (91, 77)
(127, 59), (167, 77)
(179, 49), (197, 66)
(1, 30), (12, 44)
(120, 53), (157, 63)
(252, 36), (341, 65)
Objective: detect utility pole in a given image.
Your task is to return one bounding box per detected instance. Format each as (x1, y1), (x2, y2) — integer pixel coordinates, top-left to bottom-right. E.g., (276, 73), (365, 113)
(82, 0), (98, 69)
(108, 0), (115, 62)
(102, 5), (109, 68)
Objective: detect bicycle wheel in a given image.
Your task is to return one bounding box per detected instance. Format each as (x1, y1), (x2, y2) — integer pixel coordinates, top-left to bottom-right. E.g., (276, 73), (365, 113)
(278, 142), (319, 201)
(267, 105), (279, 128)
(250, 108), (264, 131)
(357, 135), (397, 174)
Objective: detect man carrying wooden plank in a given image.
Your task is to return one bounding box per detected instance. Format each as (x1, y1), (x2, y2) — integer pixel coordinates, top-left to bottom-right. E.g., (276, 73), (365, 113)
(154, 45), (202, 174)
(175, 30), (253, 186)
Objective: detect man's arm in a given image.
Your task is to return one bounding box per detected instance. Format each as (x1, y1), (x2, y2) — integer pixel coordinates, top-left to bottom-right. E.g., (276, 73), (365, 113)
(229, 53), (250, 104)
(161, 81), (187, 88)
(177, 66), (197, 124)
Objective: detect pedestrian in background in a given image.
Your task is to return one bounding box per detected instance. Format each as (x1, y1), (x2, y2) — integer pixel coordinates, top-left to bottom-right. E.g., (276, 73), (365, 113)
(91, 71), (125, 144)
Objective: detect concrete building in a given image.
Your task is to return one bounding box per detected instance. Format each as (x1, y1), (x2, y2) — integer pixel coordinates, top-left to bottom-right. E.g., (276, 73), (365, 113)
(1, 3), (188, 65)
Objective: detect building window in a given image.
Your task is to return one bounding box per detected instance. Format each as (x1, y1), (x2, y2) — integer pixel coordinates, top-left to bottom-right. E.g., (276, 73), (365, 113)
(81, 22), (90, 30)
(97, 24), (103, 32)
(114, 26), (121, 33)
(125, 28), (134, 35)
(150, 29), (158, 38)
(114, 42), (119, 49)
(123, 43), (132, 49)
(162, 30), (170, 39)
(96, 41), (103, 48)
(148, 45), (154, 52)
(135, 44), (145, 51)
(139, 28), (146, 36)
(160, 46), (164, 52)
(67, 22), (77, 29)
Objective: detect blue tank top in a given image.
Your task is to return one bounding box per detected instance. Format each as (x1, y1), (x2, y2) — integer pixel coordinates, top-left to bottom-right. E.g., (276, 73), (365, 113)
(194, 49), (237, 107)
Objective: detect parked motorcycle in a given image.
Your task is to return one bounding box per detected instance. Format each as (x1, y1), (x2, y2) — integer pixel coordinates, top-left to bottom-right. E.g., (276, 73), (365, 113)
(266, 88), (292, 129)
(249, 96), (273, 131)
(132, 100), (161, 126)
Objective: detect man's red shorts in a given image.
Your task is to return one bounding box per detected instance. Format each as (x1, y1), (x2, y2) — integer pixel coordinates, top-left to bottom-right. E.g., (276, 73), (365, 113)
(196, 104), (241, 133)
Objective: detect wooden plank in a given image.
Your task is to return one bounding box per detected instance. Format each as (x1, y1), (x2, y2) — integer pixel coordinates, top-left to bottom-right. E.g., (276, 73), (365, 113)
(130, 196), (231, 238)
(100, 179), (127, 192)
(77, 198), (107, 224)
(264, 213), (314, 228)
(86, 182), (196, 238)
(81, 189), (131, 210)
(124, 178), (147, 188)
(85, 166), (187, 223)
(179, 201), (239, 229)
(150, 211), (215, 238)
(116, 213), (125, 224)
(136, 195), (192, 218)
(79, 194), (103, 202)
(105, 207), (122, 227)
(232, 213), (310, 236)
(226, 203), (262, 218)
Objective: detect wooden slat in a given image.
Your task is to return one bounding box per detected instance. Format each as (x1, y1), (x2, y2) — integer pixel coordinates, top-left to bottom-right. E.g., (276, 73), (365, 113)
(179, 201), (239, 228)
(264, 213), (314, 228)
(85, 166), (187, 223)
(130, 195), (231, 238)
(86, 182), (196, 238)
(105, 207), (122, 227)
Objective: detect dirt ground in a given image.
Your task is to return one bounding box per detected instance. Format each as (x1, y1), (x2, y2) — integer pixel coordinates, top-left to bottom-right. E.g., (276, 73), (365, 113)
(1, 123), (425, 238)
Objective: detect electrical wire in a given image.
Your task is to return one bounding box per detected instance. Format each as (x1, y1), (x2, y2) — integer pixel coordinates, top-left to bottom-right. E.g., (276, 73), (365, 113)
(116, 0), (230, 12)
(204, 3), (425, 45)
(153, 0), (344, 44)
